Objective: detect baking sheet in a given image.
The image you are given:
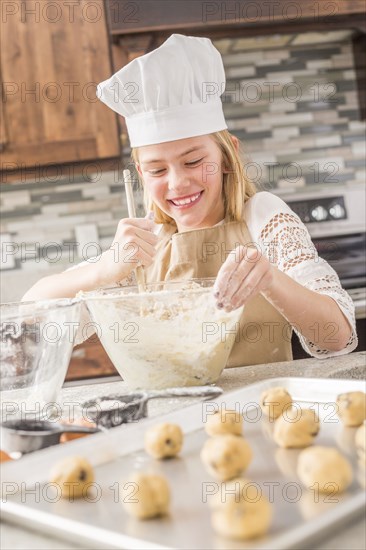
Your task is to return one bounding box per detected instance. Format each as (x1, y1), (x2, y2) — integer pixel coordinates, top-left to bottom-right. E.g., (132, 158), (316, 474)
(1, 377), (365, 550)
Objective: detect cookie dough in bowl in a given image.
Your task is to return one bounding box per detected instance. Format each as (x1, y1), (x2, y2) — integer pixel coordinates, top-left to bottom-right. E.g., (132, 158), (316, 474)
(81, 279), (243, 389)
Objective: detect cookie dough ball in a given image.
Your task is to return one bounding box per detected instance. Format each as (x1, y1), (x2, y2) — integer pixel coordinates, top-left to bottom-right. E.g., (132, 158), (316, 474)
(297, 446), (353, 494)
(273, 408), (320, 448)
(337, 392), (366, 427)
(122, 473), (170, 519)
(260, 387), (292, 420)
(50, 456), (94, 499)
(205, 409), (243, 437)
(201, 434), (252, 481)
(355, 423), (366, 464)
(210, 478), (272, 540)
(144, 423), (183, 459)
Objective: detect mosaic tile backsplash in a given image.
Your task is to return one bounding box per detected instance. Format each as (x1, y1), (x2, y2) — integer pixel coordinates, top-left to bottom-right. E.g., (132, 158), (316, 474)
(1, 31), (365, 302)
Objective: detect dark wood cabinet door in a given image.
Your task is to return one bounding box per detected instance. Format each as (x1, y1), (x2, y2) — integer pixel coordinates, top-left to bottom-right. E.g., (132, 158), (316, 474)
(66, 337), (118, 381)
(1, 0), (120, 176)
(107, 0), (366, 34)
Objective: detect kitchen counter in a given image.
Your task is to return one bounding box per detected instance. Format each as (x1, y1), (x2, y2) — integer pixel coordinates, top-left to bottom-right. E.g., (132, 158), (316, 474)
(2, 352), (366, 550)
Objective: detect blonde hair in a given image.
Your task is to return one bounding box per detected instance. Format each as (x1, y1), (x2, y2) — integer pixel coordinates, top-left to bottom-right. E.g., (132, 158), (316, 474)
(131, 130), (257, 225)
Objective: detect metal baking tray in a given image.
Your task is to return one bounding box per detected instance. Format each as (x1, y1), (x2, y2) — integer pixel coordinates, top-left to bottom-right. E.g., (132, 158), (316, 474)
(1, 377), (365, 550)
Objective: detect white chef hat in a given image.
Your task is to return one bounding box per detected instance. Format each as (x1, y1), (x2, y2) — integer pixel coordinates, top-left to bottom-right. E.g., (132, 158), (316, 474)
(97, 34), (227, 147)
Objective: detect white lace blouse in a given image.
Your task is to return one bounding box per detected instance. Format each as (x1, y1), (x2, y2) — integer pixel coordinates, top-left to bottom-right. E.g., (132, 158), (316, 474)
(243, 192), (357, 358)
(67, 191), (358, 356)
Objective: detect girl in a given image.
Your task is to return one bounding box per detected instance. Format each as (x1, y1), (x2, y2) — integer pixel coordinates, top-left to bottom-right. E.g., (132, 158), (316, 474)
(23, 34), (357, 365)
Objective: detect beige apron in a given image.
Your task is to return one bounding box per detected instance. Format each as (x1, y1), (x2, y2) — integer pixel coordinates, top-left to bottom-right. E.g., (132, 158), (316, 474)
(145, 220), (293, 367)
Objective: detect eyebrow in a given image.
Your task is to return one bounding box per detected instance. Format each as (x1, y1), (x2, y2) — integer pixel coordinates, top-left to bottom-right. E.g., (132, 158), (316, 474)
(142, 146), (206, 165)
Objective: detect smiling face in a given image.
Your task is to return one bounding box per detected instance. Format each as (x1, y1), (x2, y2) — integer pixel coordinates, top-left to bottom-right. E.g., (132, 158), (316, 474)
(136, 135), (226, 232)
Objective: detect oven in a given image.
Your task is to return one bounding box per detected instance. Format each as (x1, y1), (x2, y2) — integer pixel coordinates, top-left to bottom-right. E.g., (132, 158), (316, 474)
(277, 185), (366, 356)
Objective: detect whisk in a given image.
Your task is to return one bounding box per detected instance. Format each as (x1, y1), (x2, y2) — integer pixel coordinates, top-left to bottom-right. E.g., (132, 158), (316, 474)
(123, 168), (146, 293)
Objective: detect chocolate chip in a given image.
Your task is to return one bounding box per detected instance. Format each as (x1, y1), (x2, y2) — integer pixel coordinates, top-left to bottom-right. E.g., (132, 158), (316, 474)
(78, 469), (87, 481)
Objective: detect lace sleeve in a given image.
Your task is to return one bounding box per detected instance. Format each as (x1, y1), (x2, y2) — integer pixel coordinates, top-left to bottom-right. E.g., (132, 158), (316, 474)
(245, 192), (358, 358)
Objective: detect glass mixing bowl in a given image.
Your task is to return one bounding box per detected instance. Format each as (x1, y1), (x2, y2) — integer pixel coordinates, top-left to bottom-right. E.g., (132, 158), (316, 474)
(80, 278), (243, 389)
(0, 298), (81, 422)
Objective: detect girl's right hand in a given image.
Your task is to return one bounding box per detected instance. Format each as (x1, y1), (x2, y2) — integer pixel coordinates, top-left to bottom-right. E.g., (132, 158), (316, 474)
(96, 218), (158, 286)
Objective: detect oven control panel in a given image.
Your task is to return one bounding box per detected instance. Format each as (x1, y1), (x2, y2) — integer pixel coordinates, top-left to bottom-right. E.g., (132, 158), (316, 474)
(287, 196), (347, 224)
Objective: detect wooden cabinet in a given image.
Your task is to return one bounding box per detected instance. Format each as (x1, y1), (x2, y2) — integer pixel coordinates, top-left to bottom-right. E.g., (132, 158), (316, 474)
(66, 336), (118, 381)
(107, 0), (366, 35)
(1, 0), (121, 182)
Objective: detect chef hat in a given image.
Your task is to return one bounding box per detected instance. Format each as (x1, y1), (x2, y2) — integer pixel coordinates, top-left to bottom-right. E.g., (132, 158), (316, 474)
(97, 34), (227, 147)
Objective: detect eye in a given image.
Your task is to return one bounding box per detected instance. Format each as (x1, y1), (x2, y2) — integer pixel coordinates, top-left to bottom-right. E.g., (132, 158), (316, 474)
(186, 158), (203, 166)
(148, 168), (165, 176)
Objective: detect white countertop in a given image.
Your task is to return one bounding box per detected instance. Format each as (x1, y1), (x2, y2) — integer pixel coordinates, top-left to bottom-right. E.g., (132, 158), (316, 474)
(2, 352), (366, 550)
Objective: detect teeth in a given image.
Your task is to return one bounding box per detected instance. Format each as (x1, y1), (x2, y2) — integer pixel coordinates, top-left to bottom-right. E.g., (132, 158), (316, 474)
(171, 192), (201, 206)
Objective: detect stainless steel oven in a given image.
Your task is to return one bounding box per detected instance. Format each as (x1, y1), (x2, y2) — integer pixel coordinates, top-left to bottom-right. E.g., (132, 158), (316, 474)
(277, 185), (366, 355)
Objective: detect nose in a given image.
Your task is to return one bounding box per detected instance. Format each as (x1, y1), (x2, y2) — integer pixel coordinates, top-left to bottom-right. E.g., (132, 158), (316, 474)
(168, 166), (191, 194)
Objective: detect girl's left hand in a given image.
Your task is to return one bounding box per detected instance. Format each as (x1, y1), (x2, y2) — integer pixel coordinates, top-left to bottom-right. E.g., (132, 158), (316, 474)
(213, 245), (274, 311)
